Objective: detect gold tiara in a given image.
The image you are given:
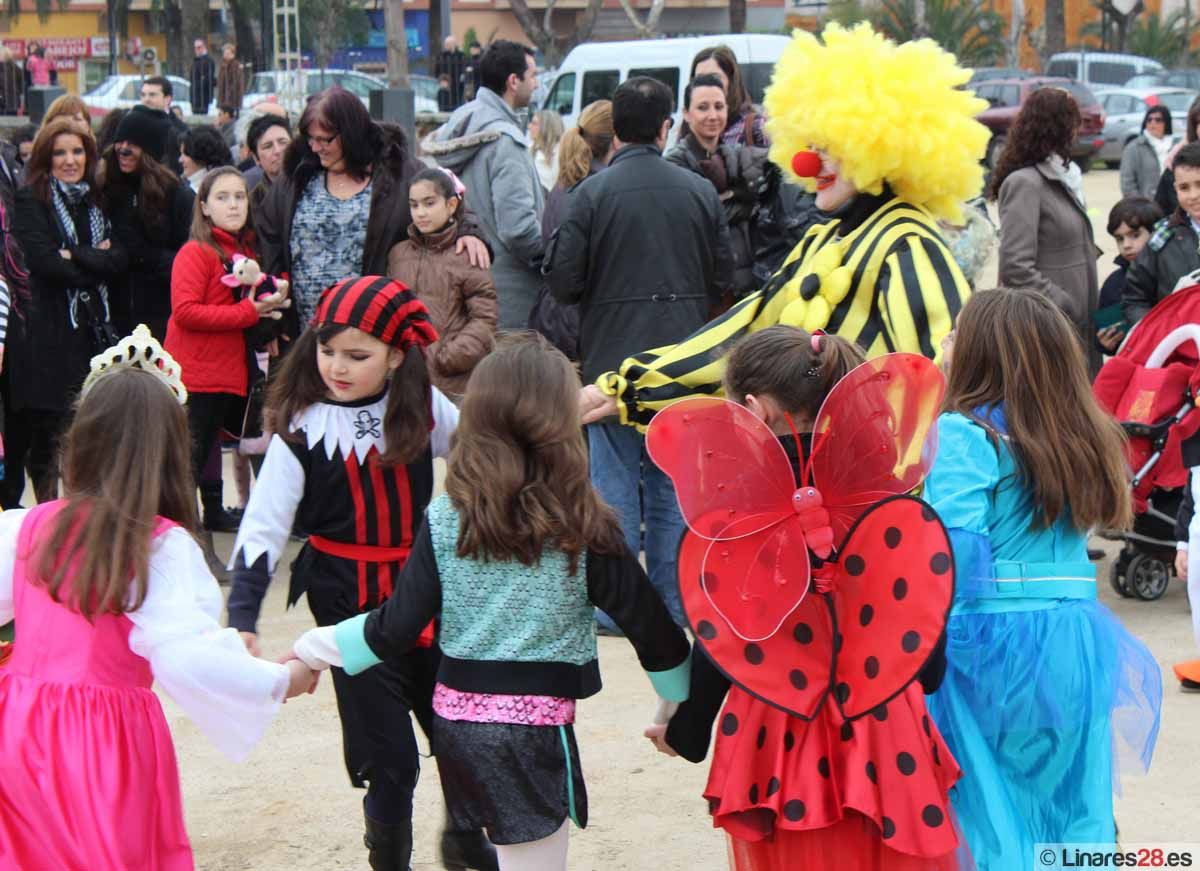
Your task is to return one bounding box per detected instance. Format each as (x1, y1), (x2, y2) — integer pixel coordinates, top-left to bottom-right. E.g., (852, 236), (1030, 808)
(82, 324), (188, 404)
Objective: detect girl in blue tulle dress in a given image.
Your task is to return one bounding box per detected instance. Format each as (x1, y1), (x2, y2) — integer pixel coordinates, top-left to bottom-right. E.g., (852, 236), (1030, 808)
(923, 288), (1162, 871)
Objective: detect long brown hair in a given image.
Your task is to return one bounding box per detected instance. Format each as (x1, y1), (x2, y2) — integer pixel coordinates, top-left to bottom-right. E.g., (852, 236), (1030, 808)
(444, 333), (625, 573)
(267, 324), (431, 466)
(98, 141), (182, 228)
(31, 368), (198, 619)
(724, 326), (865, 418)
(556, 100), (613, 189)
(690, 44), (751, 116)
(190, 166), (251, 261)
(24, 119), (100, 205)
(988, 88), (1080, 200)
(943, 288), (1131, 530)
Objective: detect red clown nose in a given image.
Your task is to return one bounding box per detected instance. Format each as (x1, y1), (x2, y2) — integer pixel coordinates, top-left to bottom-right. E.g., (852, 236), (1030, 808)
(791, 151), (822, 178)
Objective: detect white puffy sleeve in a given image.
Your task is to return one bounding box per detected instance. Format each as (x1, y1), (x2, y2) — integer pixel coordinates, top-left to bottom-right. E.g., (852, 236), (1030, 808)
(0, 509), (29, 625)
(228, 433), (305, 573)
(431, 387), (459, 459)
(127, 527), (289, 762)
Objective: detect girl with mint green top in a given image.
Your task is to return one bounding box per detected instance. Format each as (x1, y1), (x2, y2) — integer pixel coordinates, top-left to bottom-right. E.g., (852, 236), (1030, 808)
(923, 289), (1161, 870)
(292, 336), (691, 871)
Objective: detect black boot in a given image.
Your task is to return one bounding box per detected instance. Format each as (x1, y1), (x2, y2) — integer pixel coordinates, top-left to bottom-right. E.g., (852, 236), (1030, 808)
(200, 480), (240, 533)
(199, 531), (231, 584)
(441, 828), (499, 871)
(364, 812), (413, 871)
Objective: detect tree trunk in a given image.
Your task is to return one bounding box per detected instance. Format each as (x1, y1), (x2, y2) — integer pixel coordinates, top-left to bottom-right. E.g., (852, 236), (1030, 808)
(385, 0), (410, 87)
(1044, 0), (1066, 54)
(508, 0), (605, 65)
(1007, 0), (1024, 67)
(226, 0), (259, 66)
(182, 0), (209, 72)
(163, 0), (186, 76)
(729, 0), (747, 32)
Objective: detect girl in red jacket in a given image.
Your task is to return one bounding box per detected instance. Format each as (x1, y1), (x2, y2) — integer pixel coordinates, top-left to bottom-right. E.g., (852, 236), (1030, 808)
(165, 167), (288, 491)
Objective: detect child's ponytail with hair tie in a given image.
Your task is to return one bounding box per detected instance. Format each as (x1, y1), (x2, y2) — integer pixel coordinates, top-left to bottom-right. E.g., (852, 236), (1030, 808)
(806, 331), (824, 378)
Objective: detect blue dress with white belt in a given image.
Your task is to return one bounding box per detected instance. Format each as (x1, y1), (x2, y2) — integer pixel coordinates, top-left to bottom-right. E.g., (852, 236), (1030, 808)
(923, 410), (1161, 871)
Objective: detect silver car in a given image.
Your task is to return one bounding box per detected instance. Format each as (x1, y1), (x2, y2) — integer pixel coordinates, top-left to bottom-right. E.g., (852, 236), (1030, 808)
(1094, 86), (1197, 167)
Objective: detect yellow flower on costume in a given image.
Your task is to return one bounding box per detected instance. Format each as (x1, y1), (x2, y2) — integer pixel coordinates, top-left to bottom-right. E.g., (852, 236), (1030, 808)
(765, 23), (990, 224)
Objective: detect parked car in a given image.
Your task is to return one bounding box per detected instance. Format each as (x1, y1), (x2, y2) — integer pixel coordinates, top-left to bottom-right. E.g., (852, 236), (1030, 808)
(1126, 69), (1200, 91)
(542, 34), (790, 138)
(82, 74), (195, 118)
(1094, 86), (1197, 166)
(968, 67), (1033, 85)
(242, 68), (439, 115)
(973, 77), (1106, 170)
(1046, 51), (1164, 87)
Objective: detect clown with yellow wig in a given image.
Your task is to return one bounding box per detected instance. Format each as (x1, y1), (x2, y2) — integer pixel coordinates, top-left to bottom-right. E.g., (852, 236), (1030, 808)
(579, 23), (990, 430)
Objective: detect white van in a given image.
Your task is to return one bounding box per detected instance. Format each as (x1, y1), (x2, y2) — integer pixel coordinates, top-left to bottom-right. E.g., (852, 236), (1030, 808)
(1045, 52), (1164, 87)
(541, 34), (791, 134)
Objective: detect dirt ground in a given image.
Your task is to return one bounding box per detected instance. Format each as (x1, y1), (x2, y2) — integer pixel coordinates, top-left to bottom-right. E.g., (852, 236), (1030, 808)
(169, 169), (1200, 869)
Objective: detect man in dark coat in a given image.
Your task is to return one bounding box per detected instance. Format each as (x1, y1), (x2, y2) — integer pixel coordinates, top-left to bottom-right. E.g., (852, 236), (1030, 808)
(435, 36), (467, 108)
(190, 39), (216, 116)
(546, 76), (732, 631)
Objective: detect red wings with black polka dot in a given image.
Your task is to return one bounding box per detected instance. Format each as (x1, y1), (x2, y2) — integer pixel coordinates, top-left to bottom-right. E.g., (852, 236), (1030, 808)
(678, 495), (954, 722)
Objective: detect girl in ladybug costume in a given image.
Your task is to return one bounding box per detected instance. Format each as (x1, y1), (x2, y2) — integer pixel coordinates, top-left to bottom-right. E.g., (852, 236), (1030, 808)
(645, 325), (972, 870)
(924, 289), (1161, 869)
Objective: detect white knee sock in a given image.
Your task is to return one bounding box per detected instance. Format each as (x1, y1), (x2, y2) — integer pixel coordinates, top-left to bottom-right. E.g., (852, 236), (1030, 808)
(496, 819), (570, 871)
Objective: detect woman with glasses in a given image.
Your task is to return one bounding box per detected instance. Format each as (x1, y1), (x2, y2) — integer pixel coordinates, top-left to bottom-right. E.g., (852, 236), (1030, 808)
(257, 86), (490, 327)
(98, 104), (195, 341)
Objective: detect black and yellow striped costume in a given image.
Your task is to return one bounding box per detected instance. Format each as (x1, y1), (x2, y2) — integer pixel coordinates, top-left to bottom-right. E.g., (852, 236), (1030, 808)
(597, 194), (970, 430)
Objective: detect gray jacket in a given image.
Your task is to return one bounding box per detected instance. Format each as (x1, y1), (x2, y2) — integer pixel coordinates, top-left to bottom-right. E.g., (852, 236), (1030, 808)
(1120, 134), (1163, 200)
(424, 88), (545, 329)
(997, 164), (1101, 374)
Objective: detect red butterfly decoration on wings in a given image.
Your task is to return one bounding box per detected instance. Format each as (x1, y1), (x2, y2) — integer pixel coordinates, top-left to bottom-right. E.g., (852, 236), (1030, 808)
(646, 353), (955, 721)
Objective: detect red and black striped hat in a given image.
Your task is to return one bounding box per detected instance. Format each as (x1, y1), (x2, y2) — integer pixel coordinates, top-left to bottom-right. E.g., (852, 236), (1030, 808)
(314, 276), (438, 350)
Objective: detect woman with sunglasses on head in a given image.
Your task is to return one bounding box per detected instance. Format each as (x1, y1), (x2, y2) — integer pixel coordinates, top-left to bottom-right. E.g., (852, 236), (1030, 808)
(98, 104), (195, 342)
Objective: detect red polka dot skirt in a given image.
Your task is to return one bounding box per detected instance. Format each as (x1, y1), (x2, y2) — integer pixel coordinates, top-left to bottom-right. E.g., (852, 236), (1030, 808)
(705, 683), (967, 869)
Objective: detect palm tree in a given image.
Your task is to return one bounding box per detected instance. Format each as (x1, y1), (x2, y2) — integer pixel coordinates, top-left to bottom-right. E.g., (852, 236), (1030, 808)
(1126, 10), (1191, 64)
(874, 0), (1007, 65)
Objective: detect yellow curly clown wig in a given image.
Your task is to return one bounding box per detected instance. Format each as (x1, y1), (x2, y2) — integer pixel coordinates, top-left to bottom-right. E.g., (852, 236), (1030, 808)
(765, 23), (990, 223)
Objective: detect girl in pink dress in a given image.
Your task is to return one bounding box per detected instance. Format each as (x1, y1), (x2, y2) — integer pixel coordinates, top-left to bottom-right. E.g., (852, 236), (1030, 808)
(0, 350), (317, 871)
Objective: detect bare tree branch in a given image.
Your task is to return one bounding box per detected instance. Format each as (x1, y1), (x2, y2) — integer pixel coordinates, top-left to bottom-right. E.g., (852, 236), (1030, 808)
(616, 0), (667, 37)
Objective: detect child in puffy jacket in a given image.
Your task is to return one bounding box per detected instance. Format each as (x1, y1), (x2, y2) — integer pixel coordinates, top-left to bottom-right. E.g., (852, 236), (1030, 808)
(387, 168), (497, 399)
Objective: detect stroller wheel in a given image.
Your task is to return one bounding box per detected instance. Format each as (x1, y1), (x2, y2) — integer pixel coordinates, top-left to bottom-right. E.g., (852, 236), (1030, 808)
(1109, 554), (1133, 598)
(1127, 554), (1171, 601)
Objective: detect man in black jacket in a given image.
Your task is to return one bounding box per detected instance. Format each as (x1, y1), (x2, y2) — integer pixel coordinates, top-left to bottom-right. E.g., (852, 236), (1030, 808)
(190, 39), (216, 116)
(546, 76), (732, 631)
(1124, 142), (1200, 324)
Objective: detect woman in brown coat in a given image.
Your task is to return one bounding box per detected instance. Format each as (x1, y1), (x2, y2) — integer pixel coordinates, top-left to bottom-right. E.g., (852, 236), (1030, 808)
(216, 43), (244, 115)
(387, 167), (497, 397)
(992, 88), (1101, 374)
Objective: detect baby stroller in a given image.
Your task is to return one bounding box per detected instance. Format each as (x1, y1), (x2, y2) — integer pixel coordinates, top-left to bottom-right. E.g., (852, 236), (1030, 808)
(1093, 284), (1200, 600)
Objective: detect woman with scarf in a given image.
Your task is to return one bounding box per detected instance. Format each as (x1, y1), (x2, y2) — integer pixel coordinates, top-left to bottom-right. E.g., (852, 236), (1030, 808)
(11, 119), (127, 501)
(666, 74), (766, 300)
(992, 88), (1101, 375)
(1121, 105), (1173, 200)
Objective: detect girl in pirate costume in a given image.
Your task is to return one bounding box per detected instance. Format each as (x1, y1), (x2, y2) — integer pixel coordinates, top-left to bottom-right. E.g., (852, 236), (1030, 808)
(226, 276), (497, 871)
(577, 24), (991, 431)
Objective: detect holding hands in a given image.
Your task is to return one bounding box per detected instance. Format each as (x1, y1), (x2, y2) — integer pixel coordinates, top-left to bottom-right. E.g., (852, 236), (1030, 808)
(644, 697), (679, 757)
